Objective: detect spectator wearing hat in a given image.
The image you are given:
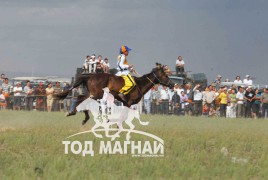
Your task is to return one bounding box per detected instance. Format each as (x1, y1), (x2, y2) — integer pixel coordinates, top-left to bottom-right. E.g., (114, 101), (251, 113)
(175, 56), (185, 75)
(243, 75), (253, 86)
(13, 82), (22, 110)
(214, 75), (222, 89)
(244, 86), (256, 118)
(234, 76), (242, 83)
(261, 88), (268, 118)
(24, 81), (34, 111)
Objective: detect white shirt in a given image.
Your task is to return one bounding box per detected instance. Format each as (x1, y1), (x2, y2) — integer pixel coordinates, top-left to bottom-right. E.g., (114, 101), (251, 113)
(176, 59), (185, 66)
(234, 80), (242, 83)
(14, 87), (22, 96)
(0, 94), (5, 101)
(144, 90), (151, 100)
(236, 92), (244, 104)
(193, 87), (203, 101)
(160, 89), (170, 100)
(243, 79), (253, 86)
(103, 61), (110, 67)
(116, 54), (130, 76)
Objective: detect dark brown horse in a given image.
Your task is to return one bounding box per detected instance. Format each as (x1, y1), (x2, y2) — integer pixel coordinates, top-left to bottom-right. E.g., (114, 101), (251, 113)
(55, 63), (175, 125)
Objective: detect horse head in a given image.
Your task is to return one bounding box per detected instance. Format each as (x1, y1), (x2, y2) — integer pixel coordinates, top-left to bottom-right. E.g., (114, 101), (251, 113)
(152, 63), (175, 89)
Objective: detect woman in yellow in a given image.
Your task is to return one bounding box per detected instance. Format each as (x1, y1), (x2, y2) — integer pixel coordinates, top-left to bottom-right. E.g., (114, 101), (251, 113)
(116, 45), (136, 102)
(218, 88), (228, 117)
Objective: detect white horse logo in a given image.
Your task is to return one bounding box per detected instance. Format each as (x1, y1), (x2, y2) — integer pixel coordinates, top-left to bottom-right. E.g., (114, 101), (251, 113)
(76, 88), (149, 141)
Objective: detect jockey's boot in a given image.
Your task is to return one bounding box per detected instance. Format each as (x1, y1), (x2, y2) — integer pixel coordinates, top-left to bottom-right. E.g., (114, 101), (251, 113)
(118, 93), (127, 103)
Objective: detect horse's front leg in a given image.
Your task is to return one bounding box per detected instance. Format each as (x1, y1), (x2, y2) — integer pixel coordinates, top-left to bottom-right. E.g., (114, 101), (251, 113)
(82, 110), (90, 125)
(125, 119), (135, 141)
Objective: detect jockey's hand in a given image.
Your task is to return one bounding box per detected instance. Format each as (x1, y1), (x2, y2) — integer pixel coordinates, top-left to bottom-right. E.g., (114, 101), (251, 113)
(129, 64), (133, 68)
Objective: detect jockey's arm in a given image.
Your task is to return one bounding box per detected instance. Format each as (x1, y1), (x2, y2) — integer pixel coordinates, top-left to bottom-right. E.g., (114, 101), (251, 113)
(118, 56), (129, 70)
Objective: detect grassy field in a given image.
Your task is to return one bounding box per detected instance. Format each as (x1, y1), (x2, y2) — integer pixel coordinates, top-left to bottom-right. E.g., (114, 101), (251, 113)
(1, 111), (268, 179)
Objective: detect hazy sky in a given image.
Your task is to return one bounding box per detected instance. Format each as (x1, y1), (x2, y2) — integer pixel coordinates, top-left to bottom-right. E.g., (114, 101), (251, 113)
(0, 0), (268, 84)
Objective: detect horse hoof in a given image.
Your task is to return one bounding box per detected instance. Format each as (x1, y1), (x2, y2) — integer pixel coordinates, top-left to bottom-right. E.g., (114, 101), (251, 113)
(82, 120), (87, 125)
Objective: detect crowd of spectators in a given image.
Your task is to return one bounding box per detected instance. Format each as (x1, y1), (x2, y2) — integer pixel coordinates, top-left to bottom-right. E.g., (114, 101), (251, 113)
(83, 54), (110, 73)
(143, 74), (268, 119)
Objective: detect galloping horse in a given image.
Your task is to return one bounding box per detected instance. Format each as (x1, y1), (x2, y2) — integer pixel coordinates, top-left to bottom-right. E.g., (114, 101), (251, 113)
(55, 63), (175, 125)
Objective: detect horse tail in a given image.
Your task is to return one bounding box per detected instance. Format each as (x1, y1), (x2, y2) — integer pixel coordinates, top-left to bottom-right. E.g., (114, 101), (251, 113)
(54, 74), (93, 100)
(137, 118), (149, 126)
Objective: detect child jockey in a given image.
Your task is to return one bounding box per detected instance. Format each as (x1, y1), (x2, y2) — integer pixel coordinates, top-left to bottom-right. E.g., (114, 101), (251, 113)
(116, 45), (136, 102)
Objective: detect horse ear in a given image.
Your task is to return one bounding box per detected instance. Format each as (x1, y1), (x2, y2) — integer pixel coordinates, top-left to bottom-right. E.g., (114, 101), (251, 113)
(156, 62), (161, 69)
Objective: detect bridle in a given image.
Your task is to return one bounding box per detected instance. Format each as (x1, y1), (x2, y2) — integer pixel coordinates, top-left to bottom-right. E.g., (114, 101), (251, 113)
(147, 72), (173, 87)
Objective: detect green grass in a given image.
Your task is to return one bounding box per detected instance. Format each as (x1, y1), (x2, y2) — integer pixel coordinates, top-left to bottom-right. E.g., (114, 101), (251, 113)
(0, 111), (268, 179)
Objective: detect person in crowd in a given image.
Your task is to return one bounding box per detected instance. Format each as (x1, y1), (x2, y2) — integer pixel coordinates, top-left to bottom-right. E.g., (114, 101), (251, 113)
(244, 86), (256, 118)
(231, 84), (237, 93)
(175, 56), (185, 75)
(180, 90), (188, 112)
(143, 89), (152, 114)
(193, 84), (203, 116)
(1, 78), (11, 109)
(160, 85), (170, 114)
(202, 103), (209, 116)
(226, 102), (232, 118)
(0, 73), (5, 86)
(24, 81), (34, 111)
(151, 85), (161, 114)
(203, 85), (216, 109)
(234, 76), (242, 83)
(46, 82), (54, 112)
(13, 82), (22, 110)
(83, 55), (91, 73)
(174, 84), (184, 95)
(243, 75), (253, 86)
(62, 83), (71, 112)
(214, 75), (222, 89)
(184, 83), (193, 115)
(261, 88), (268, 118)
(96, 60), (104, 73)
(229, 89), (237, 118)
(67, 87), (79, 115)
(218, 87), (228, 117)
(236, 86), (245, 118)
(53, 82), (62, 111)
(0, 88), (6, 109)
(35, 82), (46, 111)
(91, 54), (97, 73)
(252, 89), (261, 119)
(208, 106), (217, 117)
(103, 58), (110, 73)
(172, 89), (181, 115)
(225, 78), (230, 82)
